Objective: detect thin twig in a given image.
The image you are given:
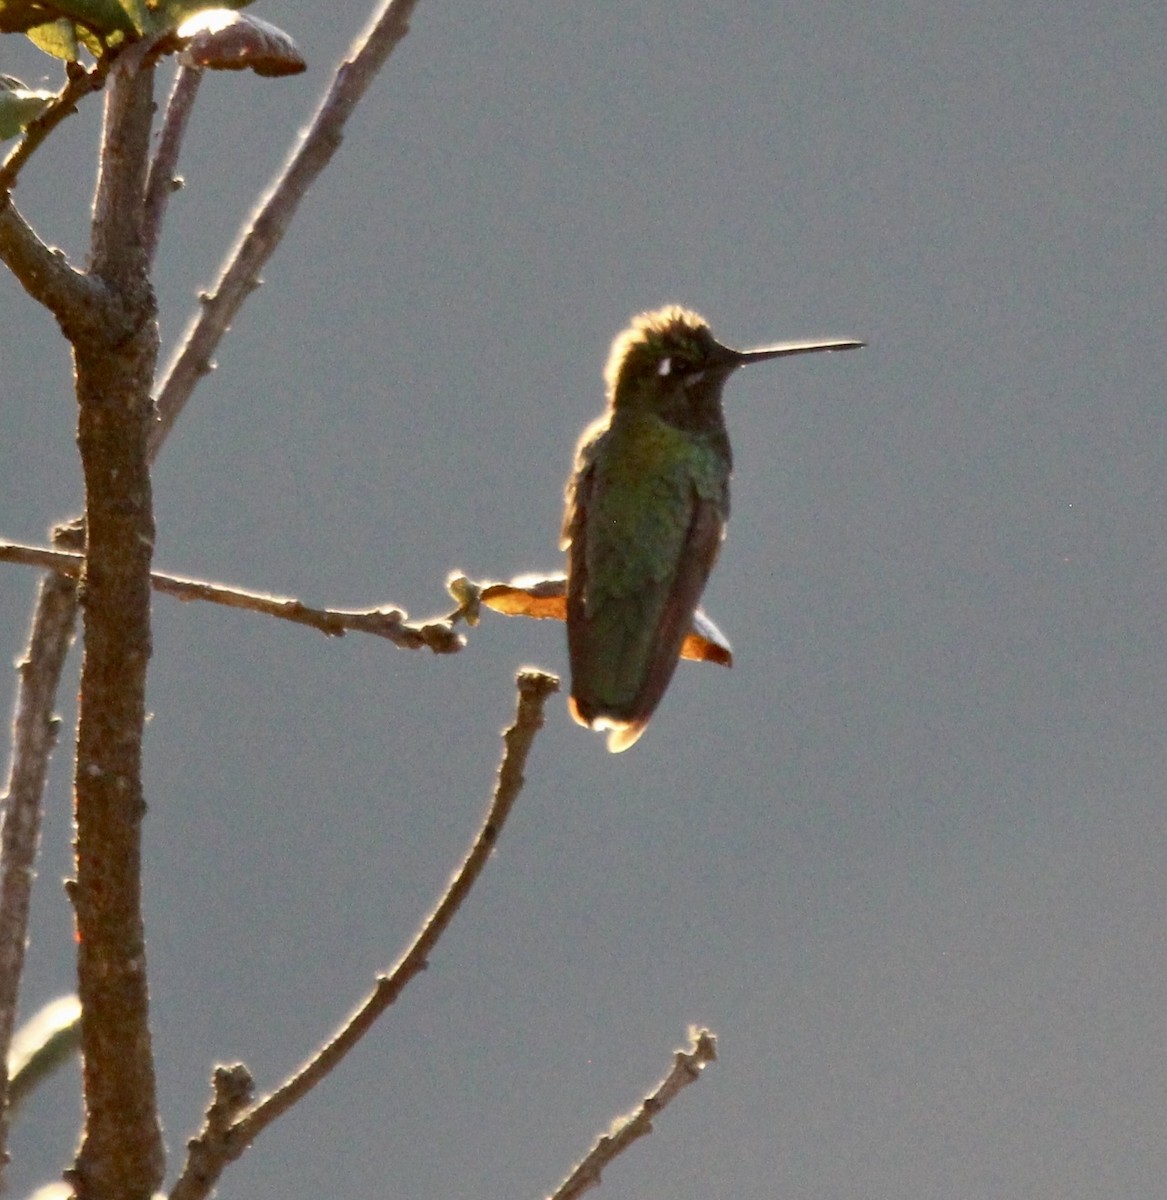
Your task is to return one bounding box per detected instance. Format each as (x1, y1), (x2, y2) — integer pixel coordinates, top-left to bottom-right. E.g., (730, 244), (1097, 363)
(0, 58), (112, 195)
(549, 1029), (719, 1200)
(143, 63), (203, 265)
(0, 540), (462, 653)
(169, 669), (560, 1200)
(159, 575), (463, 651)
(149, 0), (420, 461)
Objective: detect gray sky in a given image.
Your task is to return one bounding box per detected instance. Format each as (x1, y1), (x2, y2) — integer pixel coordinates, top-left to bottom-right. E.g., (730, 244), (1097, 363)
(3, 2), (1167, 1197)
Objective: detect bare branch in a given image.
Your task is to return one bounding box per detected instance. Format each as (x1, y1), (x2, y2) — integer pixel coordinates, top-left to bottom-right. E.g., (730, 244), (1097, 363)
(150, 0), (421, 461)
(169, 669), (560, 1200)
(550, 1029), (719, 1200)
(0, 540), (463, 653)
(153, 573), (462, 652)
(143, 64), (204, 265)
(0, 564), (80, 1182)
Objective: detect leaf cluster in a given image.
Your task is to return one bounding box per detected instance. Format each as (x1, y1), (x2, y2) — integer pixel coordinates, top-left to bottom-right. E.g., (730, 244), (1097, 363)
(0, 2), (303, 146)
(0, 0), (252, 61)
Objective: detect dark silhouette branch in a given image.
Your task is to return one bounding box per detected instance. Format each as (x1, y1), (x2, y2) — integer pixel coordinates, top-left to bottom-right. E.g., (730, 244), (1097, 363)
(169, 669), (560, 1200)
(550, 1029), (719, 1200)
(0, 540), (463, 653)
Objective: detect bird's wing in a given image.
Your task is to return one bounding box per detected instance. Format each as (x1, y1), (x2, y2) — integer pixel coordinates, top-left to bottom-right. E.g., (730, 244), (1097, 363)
(565, 431), (724, 750)
(604, 494), (724, 751)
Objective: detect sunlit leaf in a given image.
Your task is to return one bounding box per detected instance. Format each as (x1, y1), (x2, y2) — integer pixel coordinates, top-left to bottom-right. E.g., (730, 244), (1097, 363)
(0, 75), (54, 138)
(24, 16), (77, 58)
(177, 8), (304, 75)
(156, 0), (254, 29)
(77, 21), (102, 51)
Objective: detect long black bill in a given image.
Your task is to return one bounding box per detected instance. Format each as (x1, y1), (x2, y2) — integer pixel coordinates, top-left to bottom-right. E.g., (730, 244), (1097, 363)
(731, 338), (866, 366)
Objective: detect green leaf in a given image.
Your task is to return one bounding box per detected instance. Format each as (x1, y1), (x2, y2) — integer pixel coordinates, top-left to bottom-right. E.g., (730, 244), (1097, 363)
(48, 0), (138, 34)
(116, 0), (150, 32)
(75, 19), (101, 51)
(25, 16), (78, 58)
(0, 0), (140, 36)
(0, 75), (54, 139)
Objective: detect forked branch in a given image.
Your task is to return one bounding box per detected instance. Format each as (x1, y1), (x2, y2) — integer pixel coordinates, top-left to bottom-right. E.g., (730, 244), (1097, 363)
(169, 669), (559, 1200)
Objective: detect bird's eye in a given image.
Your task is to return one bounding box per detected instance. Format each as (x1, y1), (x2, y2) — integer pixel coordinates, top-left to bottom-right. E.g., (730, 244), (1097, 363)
(657, 357), (672, 377)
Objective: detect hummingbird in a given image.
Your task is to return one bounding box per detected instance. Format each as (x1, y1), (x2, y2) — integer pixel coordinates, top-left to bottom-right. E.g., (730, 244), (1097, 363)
(562, 305), (863, 752)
